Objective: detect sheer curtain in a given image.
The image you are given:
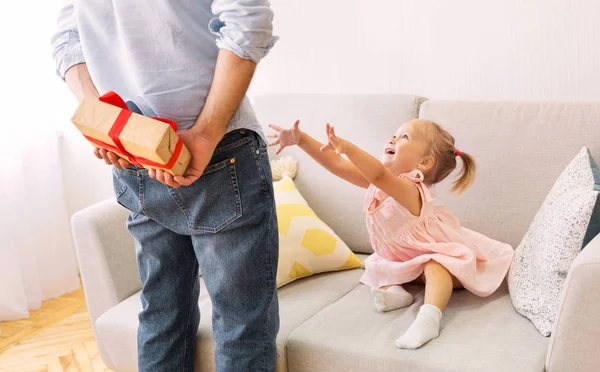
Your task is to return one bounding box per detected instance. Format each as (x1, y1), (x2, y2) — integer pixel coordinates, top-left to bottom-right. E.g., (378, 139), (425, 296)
(0, 2), (80, 320)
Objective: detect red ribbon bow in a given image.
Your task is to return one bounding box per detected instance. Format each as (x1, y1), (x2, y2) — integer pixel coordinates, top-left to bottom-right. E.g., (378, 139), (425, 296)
(83, 91), (183, 170)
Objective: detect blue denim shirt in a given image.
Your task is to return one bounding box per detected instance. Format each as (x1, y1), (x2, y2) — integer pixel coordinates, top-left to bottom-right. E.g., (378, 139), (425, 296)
(51, 0), (278, 133)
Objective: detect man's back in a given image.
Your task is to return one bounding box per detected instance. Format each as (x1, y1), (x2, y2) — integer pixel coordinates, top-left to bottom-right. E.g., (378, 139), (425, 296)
(53, 0), (274, 132)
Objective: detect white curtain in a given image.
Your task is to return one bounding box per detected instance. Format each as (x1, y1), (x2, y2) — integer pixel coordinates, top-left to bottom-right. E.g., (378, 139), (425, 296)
(0, 2), (80, 320)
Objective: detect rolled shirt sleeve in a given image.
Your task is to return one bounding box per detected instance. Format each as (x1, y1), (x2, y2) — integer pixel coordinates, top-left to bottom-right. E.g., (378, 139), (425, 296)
(210, 0), (279, 64)
(50, 1), (85, 80)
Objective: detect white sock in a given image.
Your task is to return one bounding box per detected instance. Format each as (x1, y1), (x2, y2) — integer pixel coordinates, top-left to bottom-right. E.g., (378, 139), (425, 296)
(371, 285), (414, 312)
(395, 304), (442, 349)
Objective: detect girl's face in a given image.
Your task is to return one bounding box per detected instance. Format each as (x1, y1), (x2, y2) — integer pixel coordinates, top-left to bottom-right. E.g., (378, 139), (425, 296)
(381, 120), (433, 176)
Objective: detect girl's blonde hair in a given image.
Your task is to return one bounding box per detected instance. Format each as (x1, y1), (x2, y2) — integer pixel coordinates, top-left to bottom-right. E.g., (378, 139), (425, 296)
(413, 120), (476, 194)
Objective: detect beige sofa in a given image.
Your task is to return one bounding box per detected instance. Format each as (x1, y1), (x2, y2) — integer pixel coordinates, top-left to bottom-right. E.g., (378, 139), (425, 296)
(71, 94), (600, 372)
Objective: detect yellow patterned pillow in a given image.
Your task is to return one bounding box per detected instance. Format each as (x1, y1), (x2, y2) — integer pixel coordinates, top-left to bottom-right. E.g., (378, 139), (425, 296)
(273, 174), (363, 288)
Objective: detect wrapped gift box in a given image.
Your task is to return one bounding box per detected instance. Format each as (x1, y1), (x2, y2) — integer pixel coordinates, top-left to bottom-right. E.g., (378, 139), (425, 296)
(71, 92), (191, 176)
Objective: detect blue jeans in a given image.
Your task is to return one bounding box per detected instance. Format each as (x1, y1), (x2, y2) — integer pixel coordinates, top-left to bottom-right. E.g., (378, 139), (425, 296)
(112, 129), (280, 372)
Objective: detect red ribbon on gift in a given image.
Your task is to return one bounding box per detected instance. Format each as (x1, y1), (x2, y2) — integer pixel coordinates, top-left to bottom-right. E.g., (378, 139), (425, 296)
(83, 91), (184, 171)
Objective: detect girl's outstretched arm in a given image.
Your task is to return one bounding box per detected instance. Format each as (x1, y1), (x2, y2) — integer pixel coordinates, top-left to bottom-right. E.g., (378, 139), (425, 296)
(321, 124), (420, 211)
(268, 121), (369, 188)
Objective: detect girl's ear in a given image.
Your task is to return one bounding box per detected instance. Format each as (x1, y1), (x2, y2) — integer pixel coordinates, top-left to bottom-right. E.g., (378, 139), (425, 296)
(418, 155), (435, 171)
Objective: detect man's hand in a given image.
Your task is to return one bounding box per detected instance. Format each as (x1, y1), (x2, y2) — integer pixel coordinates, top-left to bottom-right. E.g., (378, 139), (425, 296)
(320, 123), (347, 155)
(94, 148), (133, 169)
(267, 120), (302, 155)
(148, 129), (217, 188)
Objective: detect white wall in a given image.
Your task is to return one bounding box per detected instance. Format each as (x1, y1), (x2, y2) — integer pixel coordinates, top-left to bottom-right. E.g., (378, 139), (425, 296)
(62, 0), (600, 216)
(249, 0), (600, 101)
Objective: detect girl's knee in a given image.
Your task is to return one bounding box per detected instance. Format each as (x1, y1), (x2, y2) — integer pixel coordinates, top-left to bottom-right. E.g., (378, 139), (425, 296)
(423, 261), (450, 278)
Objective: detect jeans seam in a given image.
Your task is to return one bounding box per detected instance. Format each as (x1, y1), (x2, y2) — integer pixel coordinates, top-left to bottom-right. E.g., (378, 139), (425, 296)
(213, 135), (252, 154)
(250, 135), (271, 198)
(138, 172), (150, 217)
(168, 187), (188, 214)
(117, 167), (139, 175)
(261, 209), (276, 371)
(180, 263), (198, 372)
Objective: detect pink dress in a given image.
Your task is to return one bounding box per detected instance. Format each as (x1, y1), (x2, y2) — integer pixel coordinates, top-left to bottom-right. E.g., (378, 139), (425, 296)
(360, 170), (514, 297)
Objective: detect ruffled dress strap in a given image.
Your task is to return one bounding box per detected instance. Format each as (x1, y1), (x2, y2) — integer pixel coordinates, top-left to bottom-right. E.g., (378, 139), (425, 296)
(399, 170), (434, 204)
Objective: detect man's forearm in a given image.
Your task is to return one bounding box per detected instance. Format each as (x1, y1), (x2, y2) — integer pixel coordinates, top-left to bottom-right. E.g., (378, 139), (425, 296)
(64, 63), (100, 102)
(192, 49), (257, 144)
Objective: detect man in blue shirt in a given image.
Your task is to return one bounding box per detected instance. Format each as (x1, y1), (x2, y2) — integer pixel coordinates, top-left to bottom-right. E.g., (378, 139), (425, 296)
(52, 1), (280, 371)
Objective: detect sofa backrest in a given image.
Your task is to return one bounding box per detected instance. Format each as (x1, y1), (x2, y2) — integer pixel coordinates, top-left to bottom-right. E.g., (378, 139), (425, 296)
(253, 94), (600, 253)
(252, 94), (426, 254)
(419, 101), (600, 248)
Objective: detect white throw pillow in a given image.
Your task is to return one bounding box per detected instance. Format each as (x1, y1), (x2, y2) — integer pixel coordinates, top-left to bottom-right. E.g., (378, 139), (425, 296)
(508, 147), (600, 336)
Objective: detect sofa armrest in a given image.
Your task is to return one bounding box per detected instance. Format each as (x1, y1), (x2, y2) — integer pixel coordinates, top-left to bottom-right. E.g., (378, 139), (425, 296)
(71, 198), (141, 324)
(546, 233), (600, 372)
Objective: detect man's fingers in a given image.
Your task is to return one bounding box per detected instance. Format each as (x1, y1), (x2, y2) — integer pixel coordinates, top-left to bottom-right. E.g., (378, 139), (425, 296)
(173, 176), (191, 186)
(148, 168), (156, 179)
(156, 169), (166, 184)
(163, 172), (181, 188)
(107, 152), (121, 169)
(93, 148), (102, 159)
(99, 149), (112, 165)
(117, 158), (131, 168)
(173, 175), (197, 187)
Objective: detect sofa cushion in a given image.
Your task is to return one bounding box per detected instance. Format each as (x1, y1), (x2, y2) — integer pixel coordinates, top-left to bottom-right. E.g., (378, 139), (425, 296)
(418, 101), (600, 249)
(273, 174), (362, 288)
(508, 147), (600, 336)
(286, 282), (548, 372)
(95, 258), (366, 372)
(252, 94), (427, 254)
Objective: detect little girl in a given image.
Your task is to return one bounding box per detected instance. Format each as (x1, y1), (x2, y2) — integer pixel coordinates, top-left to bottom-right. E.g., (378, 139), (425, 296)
(268, 119), (514, 349)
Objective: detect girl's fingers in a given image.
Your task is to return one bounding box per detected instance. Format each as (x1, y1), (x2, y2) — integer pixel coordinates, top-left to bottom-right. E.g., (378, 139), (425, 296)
(320, 143), (333, 153)
(268, 140), (280, 147)
(268, 124), (281, 131)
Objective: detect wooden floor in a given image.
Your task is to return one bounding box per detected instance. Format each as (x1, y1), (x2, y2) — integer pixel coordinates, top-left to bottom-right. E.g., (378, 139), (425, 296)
(0, 285), (113, 372)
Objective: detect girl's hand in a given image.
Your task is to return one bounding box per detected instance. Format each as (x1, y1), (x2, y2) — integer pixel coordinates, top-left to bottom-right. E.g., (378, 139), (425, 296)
(320, 123), (346, 154)
(267, 120), (302, 155)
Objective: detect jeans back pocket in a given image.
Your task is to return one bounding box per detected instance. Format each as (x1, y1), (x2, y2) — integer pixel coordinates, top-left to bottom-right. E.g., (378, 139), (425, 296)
(171, 157), (242, 233)
(112, 168), (142, 218)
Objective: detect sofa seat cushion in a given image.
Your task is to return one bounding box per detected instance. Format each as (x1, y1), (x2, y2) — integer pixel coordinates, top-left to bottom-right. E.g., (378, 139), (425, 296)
(286, 282), (549, 372)
(95, 260), (367, 372)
